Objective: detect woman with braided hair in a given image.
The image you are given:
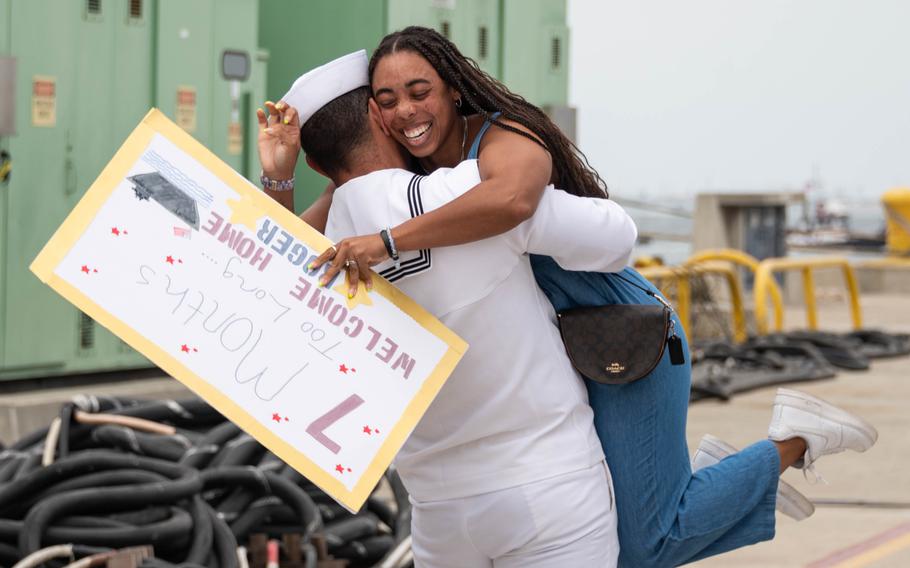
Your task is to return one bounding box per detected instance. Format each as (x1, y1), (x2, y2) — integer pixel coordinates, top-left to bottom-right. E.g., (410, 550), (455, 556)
(265, 27), (876, 568)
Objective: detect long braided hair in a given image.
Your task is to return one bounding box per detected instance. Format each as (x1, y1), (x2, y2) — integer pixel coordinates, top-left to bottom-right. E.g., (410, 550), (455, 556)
(369, 26), (608, 199)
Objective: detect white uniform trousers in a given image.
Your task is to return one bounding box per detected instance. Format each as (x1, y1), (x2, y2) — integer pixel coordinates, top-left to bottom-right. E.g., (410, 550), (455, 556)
(409, 461), (619, 568)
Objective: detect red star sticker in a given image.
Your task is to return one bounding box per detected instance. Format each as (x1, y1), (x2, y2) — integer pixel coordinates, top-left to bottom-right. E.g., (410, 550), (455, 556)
(111, 227), (120, 236)
(272, 413), (281, 422)
(180, 344), (190, 353)
(335, 464), (344, 474)
(166, 255), (175, 264)
(363, 426), (372, 435)
(339, 364), (348, 374)
(81, 265), (89, 274)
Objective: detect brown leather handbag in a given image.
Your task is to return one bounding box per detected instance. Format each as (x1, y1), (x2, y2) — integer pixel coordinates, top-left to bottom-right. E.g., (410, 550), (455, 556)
(555, 275), (685, 385)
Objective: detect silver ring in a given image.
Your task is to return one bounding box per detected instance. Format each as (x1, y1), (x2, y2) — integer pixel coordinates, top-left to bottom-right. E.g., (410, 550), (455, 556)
(344, 259), (358, 268)
(328, 245), (337, 256)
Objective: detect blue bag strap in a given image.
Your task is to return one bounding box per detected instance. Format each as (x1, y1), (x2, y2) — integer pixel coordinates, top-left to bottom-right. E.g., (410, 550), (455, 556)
(466, 112), (502, 160)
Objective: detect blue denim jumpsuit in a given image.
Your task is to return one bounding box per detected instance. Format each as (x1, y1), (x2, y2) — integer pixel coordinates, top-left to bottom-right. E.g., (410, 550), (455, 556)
(467, 116), (779, 567)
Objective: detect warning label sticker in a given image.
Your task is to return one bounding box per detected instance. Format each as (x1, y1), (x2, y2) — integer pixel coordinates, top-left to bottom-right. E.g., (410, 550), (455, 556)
(31, 76), (56, 127)
(227, 121), (242, 155)
(176, 86), (197, 133)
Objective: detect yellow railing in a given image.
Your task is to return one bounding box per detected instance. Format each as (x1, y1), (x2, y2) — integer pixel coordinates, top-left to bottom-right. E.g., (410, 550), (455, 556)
(753, 256), (863, 334)
(638, 262), (748, 343)
(854, 257), (910, 269)
(685, 249), (785, 333)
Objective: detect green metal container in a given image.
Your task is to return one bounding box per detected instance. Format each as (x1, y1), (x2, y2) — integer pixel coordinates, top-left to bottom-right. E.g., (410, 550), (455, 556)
(0, 0), (567, 381)
(0, 0), (267, 380)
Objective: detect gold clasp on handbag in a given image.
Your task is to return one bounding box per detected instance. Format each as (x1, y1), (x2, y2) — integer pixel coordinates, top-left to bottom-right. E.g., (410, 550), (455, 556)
(606, 362), (625, 374)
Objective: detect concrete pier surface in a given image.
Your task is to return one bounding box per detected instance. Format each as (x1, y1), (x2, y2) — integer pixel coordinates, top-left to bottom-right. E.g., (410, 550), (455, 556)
(1, 292), (907, 566)
(690, 293), (910, 568)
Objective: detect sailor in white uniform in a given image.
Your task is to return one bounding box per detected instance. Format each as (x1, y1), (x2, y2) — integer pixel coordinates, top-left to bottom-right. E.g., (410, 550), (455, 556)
(278, 51), (638, 568)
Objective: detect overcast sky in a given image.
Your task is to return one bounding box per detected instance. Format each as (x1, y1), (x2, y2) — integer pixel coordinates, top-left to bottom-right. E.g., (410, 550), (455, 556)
(567, 0), (910, 203)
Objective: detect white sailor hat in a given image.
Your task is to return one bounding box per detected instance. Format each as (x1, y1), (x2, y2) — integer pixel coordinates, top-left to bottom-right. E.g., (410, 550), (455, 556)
(281, 49), (370, 126)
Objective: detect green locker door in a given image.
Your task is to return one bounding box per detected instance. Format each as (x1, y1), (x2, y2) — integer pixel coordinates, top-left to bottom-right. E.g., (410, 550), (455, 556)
(385, 1), (499, 78)
(501, 0), (568, 107)
(212, 0), (257, 174)
(387, 0), (460, 46)
(453, 0), (499, 77)
(258, 0), (385, 212)
(68, 0), (121, 368)
(155, 0), (214, 146)
(1, 0), (79, 376)
(0, 0), (11, 369)
(81, 0), (154, 369)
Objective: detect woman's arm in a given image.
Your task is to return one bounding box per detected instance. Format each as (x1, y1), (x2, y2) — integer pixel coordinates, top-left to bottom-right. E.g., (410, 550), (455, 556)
(396, 121), (552, 250)
(257, 101), (335, 232)
(312, 120), (553, 291)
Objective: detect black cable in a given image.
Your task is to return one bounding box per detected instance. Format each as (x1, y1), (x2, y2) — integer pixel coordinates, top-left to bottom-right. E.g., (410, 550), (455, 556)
(18, 470), (200, 553)
(15, 454), (200, 554)
(9, 470), (169, 518)
(107, 399), (222, 428)
(179, 422), (241, 469)
(229, 498), (297, 539)
(57, 403), (75, 460)
(3, 507), (192, 548)
(323, 513), (381, 551)
(205, 502), (239, 568)
(200, 467), (322, 538)
(0, 452), (27, 483)
(11, 452), (43, 481)
(48, 515), (130, 528)
(89, 425), (190, 462)
(207, 434), (263, 469)
(366, 495), (396, 531)
(183, 496), (213, 566)
(0, 541), (19, 566)
(335, 534), (396, 564)
(106, 506), (173, 526)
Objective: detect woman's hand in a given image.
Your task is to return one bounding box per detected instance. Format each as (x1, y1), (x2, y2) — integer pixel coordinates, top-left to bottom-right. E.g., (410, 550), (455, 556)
(310, 234), (391, 297)
(256, 101), (300, 180)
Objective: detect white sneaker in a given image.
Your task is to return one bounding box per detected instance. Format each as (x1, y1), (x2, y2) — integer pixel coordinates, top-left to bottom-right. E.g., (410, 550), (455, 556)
(768, 388), (878, 470)
(692, 434), (815, 521)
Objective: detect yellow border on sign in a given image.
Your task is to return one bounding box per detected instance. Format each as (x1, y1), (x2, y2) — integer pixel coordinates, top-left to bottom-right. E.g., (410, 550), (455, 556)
(30, 109), (468, 512)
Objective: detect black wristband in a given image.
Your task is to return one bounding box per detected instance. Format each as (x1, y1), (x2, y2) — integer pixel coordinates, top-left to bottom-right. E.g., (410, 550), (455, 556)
(379, 228), (397, 260)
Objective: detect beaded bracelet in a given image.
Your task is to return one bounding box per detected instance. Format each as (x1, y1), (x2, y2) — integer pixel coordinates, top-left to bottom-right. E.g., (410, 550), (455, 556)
(260, 171), (295, 192)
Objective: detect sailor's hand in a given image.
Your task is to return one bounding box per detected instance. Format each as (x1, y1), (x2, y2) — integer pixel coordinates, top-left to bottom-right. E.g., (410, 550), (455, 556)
(310, 235), (390, 297)
(256, 101), (300, 180)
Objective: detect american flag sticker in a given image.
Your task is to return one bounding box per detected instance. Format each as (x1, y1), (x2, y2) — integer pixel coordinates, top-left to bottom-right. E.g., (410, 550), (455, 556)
(173, 226), (191, 239)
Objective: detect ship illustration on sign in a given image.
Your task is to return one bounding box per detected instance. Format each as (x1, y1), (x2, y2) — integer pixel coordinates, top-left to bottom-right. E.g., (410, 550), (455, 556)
(129, 171), (200, 230)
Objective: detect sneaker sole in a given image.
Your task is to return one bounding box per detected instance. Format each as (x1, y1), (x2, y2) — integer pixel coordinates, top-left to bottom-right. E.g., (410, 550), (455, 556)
(694, 434), (815, 521)
(772, 388), (879, 451)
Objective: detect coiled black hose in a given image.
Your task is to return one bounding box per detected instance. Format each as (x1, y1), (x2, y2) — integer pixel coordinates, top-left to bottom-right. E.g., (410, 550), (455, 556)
(56, 403), (75, 461)
(200, 467), (321, 537)
(2, 397), (408, 567)
(89, 425), (191, 461)
(1, 507), (192, 548)
(18, 463), (201, 553)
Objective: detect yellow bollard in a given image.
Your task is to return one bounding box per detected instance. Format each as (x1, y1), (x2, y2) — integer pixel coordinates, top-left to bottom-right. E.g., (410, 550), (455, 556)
(882, 188), (910, 255)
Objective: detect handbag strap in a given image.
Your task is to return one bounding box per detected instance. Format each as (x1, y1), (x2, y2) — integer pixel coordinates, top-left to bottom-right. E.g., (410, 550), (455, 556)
(611, 272), (675, 313)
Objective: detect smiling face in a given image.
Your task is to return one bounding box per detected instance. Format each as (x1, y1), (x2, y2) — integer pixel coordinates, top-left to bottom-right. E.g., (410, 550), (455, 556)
(371, 50), (461, 160)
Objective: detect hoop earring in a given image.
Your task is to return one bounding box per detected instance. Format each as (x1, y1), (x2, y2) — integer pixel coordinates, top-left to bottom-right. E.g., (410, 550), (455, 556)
(455, 97), (462, 108)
